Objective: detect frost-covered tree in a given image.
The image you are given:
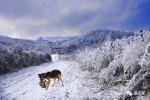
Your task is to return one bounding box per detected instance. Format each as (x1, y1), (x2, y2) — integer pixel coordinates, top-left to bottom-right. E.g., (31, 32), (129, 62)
(0, 51), (52, 75)
(74, 30), (150, 97)
(122, 42), (150, 100)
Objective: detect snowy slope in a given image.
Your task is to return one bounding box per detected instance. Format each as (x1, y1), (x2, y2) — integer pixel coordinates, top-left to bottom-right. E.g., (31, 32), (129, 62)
(72, 30), (150, 100)
(0, 29), (134, 55)
(36, 30), (134, 54)
(0, 61), (127, 100)
(58, 29), (134, 54)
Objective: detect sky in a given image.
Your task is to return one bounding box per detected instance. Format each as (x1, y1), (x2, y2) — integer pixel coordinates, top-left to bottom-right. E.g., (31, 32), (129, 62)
(0, 0), (150, 40)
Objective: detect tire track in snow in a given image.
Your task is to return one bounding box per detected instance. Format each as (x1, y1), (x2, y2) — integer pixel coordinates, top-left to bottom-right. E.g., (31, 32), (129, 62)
(0, 76), (37, 99)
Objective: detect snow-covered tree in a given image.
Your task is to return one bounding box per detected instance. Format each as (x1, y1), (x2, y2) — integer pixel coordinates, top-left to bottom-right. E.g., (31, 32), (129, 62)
(73, 30), (150, 99)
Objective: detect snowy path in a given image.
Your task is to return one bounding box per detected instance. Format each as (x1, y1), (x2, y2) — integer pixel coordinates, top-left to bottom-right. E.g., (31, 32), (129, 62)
(0, 61), (83, 100)
(0, 61), (126, 100)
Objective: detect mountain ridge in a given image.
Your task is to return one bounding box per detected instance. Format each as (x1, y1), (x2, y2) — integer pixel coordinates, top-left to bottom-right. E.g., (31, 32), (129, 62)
(0, 29), (134, 54)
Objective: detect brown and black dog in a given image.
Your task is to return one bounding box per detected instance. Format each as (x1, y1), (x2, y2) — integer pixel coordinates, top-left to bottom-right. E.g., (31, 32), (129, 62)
(38, 69), (64, 90)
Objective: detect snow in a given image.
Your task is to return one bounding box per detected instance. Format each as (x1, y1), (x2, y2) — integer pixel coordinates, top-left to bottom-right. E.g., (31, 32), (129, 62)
(68, 30), (150, 99)
(0, 61), (127, 100)
(51, 54), (59, 61)
(0, 61), (76, 100)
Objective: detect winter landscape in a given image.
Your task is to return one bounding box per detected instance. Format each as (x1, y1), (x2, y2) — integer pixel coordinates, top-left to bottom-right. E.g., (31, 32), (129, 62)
(1, 29), (150, 100)
(0, 0), (150, 100)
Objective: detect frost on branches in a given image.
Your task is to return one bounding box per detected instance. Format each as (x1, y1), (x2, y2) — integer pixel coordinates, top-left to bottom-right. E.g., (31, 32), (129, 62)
(74, 30), (150, 99)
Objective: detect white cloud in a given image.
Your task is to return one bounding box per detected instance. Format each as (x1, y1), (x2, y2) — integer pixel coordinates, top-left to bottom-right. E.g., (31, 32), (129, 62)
(0, 17), (16, 37)
(0, 0), (148, 39)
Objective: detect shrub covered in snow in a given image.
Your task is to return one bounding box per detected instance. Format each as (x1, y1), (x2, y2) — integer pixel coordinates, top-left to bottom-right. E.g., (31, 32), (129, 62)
(74, 30), (150, 99)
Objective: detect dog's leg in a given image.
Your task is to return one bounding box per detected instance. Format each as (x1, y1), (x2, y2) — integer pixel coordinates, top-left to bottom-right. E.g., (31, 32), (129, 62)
(57, 77), (59, 82)
(57, 76), (59, 82)
(52, 77), (56, 87)
(58, 75), (64, 86)
(45, 79), (51, 90)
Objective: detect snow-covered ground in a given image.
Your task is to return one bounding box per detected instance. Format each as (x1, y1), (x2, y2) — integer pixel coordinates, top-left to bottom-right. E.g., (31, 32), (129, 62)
(0, 61), (126, 100)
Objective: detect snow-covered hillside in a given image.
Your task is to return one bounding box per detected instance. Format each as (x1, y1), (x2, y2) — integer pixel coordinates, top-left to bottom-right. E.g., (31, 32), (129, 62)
(57, 29), (134, 54)
(71, 30), (150, 99)
(0, 35), (54, 54)
(35, 29), (134, 54)
(0, 29), (134, 55)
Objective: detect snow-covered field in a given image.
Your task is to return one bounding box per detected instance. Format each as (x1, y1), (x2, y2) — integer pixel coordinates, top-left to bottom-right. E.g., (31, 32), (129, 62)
(0, 61), (127, 100)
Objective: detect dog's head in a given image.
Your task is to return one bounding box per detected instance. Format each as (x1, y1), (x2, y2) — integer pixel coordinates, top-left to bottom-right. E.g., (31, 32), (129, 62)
(38, 73), (46, 81)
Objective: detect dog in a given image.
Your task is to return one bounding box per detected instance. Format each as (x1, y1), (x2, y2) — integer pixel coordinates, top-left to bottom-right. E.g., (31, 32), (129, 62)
(38, 69), (64, 90)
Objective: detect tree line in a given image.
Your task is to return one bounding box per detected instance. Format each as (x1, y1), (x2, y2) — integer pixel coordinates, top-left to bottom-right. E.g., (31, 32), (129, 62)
(0, 47), (52, 75)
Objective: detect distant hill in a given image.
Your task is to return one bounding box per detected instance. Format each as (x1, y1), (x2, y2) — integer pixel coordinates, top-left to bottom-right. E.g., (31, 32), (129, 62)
(57, 29), (134, 54)
(0, 35), (55, 54)
(0, 29), (134, 54)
